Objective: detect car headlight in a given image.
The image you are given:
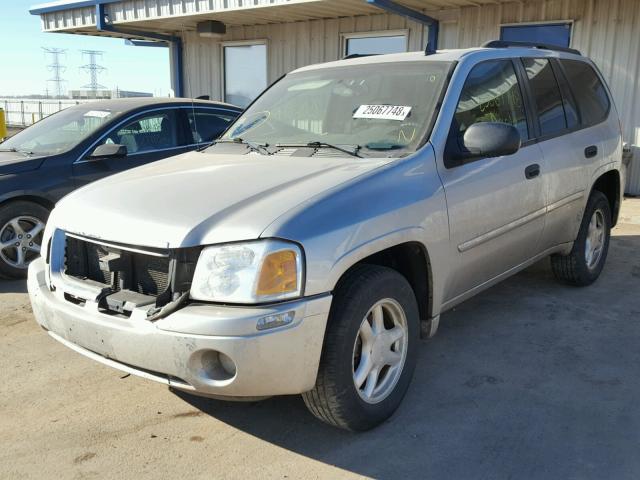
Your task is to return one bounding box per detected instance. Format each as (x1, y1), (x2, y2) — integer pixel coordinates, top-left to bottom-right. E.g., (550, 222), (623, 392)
(190, 239), (304, 303)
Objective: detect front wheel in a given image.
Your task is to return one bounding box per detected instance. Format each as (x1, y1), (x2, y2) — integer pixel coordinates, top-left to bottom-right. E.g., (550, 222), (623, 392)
(0, 201), (49, 279)
(550, 190), (611, 286)
(303, 265), (419, 431)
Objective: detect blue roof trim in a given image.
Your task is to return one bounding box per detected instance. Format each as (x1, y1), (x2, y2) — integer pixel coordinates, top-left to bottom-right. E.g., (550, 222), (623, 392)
(29, 0), (121, 16)
(365, 0), (438, 26)
(365, 0), (439, 54)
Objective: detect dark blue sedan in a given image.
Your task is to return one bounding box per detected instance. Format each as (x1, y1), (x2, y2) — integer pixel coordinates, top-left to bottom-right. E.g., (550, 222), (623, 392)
(0, 98), (242, 278)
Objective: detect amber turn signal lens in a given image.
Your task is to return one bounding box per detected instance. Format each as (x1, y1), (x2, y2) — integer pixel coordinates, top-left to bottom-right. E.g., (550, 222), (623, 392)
(256, 250), (298, 296)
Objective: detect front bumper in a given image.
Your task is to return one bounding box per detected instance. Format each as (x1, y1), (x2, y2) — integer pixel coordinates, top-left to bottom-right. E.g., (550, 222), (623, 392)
(27, 258), (332, 397)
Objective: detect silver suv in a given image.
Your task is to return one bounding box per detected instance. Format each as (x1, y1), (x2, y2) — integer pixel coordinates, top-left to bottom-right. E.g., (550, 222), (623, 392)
(28, 42), (623, 431)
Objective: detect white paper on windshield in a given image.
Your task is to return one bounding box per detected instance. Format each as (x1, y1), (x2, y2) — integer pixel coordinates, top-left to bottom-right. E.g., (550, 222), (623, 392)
(353, 105), (411, 121)
(84, 110), (111, 118)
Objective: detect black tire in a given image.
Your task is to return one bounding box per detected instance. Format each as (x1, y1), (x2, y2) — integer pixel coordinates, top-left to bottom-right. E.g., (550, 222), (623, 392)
(302, 264), (420, 431)
(0, 200), (50, 279)
(550, 191), (611, 286)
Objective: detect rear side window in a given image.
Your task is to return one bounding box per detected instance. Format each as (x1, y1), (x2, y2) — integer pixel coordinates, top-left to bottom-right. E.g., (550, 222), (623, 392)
(454, 59), (529, 142)
(522, 58), (567, 137)
(187, 109), (237, 144)
(560, 59), (610, 126)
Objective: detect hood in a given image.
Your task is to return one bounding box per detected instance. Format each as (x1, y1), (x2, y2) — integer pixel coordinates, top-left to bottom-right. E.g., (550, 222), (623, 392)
(0, 151), (46, 175)
(53, 151), (392, 248)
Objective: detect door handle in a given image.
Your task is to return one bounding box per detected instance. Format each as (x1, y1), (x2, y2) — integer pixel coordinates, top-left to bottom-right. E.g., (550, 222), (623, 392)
(584, 145), (598, 158)
(525, 163), (540, 179)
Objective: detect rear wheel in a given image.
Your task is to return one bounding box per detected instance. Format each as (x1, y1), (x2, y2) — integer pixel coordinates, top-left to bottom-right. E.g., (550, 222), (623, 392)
(550, 191), (611, 286)
(0, 201), (49, 279)
(303, 265), (419, 431)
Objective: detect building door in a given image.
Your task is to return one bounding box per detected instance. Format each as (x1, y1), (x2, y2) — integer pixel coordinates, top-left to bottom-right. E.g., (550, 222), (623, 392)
(223, 42), (267, 108)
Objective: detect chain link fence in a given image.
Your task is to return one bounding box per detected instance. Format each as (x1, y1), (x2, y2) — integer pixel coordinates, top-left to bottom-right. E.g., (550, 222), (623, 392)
(1, 98), (96, 127)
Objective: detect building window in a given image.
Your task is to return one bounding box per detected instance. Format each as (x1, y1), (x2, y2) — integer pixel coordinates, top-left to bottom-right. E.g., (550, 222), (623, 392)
(343, 31), (407, 56)
(223, 42), (267, 107)
(500, 22), (572, 48)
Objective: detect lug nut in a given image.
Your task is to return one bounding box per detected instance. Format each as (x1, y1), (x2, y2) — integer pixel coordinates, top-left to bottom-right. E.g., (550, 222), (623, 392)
(18, 235), (23, 239)
(29, 242), (33, 247)
(26, 234), (31, 239)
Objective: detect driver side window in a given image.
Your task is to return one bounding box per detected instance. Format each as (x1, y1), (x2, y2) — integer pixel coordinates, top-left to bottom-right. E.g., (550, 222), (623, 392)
(101, 110), (179, 155)
(454, 60), (529, 142)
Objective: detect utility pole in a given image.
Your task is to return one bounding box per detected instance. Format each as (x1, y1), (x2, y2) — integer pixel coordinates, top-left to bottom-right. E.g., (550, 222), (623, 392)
(79, 50), (107, 96)
(42, 47), (67, 98)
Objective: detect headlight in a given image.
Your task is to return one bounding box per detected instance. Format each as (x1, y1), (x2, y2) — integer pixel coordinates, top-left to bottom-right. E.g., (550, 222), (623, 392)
(190, 239), (304, 303)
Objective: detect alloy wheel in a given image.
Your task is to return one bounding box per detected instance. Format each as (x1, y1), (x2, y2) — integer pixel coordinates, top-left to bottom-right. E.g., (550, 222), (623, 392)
(584, 209), (605, 270)
(352, 298), (409, 404)
(0, 216), (45, 269)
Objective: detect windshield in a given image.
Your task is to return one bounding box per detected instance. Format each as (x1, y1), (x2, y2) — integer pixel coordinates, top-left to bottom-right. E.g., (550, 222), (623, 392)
(217, 61), (451, 156)
(1, 105), (122, 156)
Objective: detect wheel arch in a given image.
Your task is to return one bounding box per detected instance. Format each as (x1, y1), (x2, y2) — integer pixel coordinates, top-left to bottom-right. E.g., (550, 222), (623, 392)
(0, 192), (55, 212)
(589, 168), (621, 227)
(328, 233), (433, 334)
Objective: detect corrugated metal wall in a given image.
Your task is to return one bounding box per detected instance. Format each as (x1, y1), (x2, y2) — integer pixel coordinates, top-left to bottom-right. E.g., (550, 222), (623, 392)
(39, 0), (308, 31)
(182, 12), (426, 99)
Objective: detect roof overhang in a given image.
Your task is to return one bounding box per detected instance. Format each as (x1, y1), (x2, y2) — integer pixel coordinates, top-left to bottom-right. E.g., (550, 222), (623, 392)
(30, 0), (520, 38)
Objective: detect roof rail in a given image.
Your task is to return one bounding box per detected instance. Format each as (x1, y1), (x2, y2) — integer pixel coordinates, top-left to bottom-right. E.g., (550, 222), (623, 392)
(482, 40), (581, 56)
(343, 53), (381, 60)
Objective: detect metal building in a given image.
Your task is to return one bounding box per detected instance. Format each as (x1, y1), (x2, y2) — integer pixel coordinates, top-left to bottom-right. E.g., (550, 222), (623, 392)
(30, 0), (640, 193)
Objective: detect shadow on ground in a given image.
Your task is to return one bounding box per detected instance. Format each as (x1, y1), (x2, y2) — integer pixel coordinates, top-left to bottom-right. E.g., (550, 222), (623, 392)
(0, 279), (27, 294)
(174, 234), (640, 479)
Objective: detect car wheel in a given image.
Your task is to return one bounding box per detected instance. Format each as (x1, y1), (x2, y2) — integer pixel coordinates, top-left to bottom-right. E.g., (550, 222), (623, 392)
(550, 191), (611, 286)
(302, 264), (419, 431)
(0, 201), (49, 279)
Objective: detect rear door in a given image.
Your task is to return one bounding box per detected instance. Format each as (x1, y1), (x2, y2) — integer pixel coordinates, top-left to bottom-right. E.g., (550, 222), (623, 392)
(72, 108), (191, 187)
(437, 59), (547, 300)
(524, 57), (613, 250)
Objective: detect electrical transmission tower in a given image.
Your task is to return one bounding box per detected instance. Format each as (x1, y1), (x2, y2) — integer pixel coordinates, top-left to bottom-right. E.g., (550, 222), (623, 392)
(80, 50), (107, 93)
(42, 47), (67, 98)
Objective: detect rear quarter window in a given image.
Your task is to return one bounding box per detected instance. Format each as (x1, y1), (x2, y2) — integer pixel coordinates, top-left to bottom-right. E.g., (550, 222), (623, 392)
(560, 59), (610, 126)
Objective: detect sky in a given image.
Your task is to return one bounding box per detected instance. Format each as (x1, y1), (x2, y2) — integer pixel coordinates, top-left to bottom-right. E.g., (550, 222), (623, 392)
(0, 1), (171, 97)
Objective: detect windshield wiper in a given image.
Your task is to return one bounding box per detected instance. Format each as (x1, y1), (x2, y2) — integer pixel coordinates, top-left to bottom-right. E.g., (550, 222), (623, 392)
(364, 142), (406, 151)
(214, 138), (271, 155)
(0, 147), (34, 156)
(276, 141), (361, 158)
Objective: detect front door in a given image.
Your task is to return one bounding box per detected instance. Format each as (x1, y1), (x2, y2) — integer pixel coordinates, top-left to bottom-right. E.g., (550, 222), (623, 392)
(437, 59), (547, 301)
(73, 109), (190, 186)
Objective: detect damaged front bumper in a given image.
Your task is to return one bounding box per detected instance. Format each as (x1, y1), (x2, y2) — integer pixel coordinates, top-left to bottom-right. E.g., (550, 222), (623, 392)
(28, 258), (332, 397)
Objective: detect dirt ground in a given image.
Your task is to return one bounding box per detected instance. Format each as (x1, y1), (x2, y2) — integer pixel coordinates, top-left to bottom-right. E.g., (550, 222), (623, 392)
(1, 199), (639, 480)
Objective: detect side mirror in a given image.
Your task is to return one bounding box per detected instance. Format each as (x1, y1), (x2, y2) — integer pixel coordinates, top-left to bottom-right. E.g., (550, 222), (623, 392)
(451, 122), (521, 164)
(88, 143), (127, 160)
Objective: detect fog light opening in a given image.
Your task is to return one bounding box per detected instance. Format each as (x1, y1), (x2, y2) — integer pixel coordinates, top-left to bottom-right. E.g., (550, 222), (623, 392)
(200, 350), (237, 381)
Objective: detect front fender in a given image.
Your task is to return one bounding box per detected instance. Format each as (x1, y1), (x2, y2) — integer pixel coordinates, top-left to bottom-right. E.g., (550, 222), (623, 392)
(325, 226), (426, 292)
(262, 147), (452, 316)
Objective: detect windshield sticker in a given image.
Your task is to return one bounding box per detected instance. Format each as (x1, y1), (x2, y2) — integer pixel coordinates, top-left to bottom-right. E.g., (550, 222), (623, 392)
(84, 110), (111, 118)
(353, 105), (411, 121)
(229, 111), (270, 138)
